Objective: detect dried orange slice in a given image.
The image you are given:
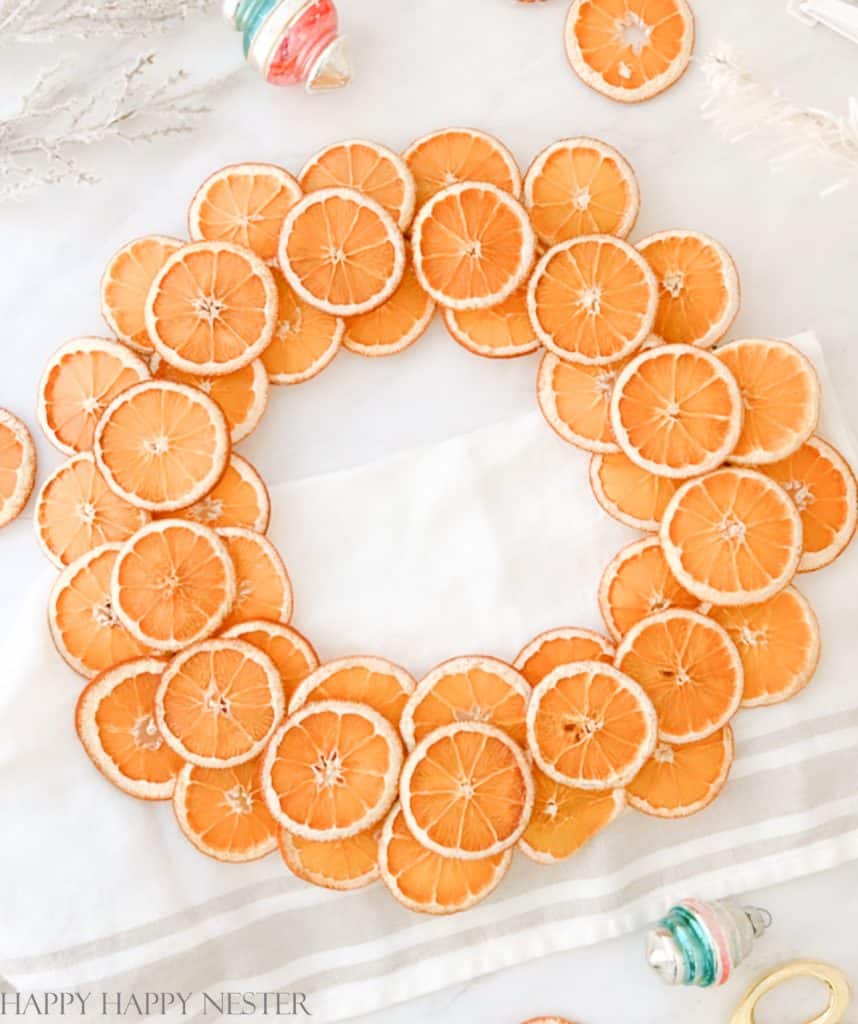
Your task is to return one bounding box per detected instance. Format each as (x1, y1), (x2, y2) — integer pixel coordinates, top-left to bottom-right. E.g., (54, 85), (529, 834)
(288, 656), (416, 728)
(261, 700), (403, 839)
(514, 627), (615, 687)
(537, 351), (632, 451)
(165, 454), (270, 533)
(528, 235), (657, 364)
(94, 380), (229, 513)
(403, 128), (522, 208)
(715, 339), (820, 466)
(263, 269), (344, 384)
(564, 0), (695, 103)
(760, 437), (857, 573)
(300, 139), (416, 232)
(615, 609), (743, 743)
(526, 661), (656, 789)
(709, 587), (820, 708)
(627, 726), (734, 818)
(153, 357), (269, 445)
(38, 337), (150, 455)
(188, 162), (302, 262)
(379, 804), (512, 915)
(279, 826), (380, 891)
(112, 520), (236, 652)
(100, 235), (183, 354)
(173, 757), (279, 862)
(519, 772), (624, 863)
(222, 620), (318, 705)
(589, 450), (681, 531)
(343, 253), (435, 357)
(218, 526), (293, 629)
(523, 138), (639, 247)
(598, 536), (698, 640)
(610, 345), (743, 479)
(443, 285), (540, 359)
(279, 187), (406, 317)
(49, 543), (150, 678)
(661, 468), (804, 605)
(76, 657), (182, 800)
(638, 231), (739, 348)
(157, 638), (283, 768)
(0, 409), (36, 530)
(412, 182), (535, 311)
(35, 453), (149, 568)
(146, 241), (278, 376)
(400, 655), (530, 749)
(400, 722), (533, 859)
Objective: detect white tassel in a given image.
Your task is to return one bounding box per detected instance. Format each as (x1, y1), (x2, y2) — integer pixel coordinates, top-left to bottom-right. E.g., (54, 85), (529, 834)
(700, 46), (858, 195)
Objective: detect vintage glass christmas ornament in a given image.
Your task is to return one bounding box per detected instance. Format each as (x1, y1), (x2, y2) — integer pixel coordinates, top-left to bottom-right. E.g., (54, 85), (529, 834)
(646, 899), (772, 987)
(223, 0), (352, 91)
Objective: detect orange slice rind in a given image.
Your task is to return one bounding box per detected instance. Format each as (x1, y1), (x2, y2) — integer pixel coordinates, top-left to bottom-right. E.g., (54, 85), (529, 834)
(379, 804), (512, 915)
(527, 234), (657, 365)
(660, 467), (804, 606)
(300, 139), (416, 232)
(94, 380), (230, 513)
(0, 409), (36, 530)
(627, 726), (734, 818)
(614, 609), (743, 743)
(610, 344), (743, 479)
(709, 587), (821, 708)
(519, 773), (624, 863)
(412, 182), (535, 311)
(112, 520), (236, 652)
(523, 137), (639, 247)
(35, 452), (150, 569)
(75, 657), (182, 800)
(526, 661), (657, 790)
(399, 721), (534, 860)
(173, 758), (279, 862)
(262, 699), (403, 840)
(278, 187), (406, 317)
(156, 638), (285, 768)
(400, 655), (530, 749)
(288, 655), (416, 729)
(38, 337), (150, 456)
(564, 0), (695, 104)
(514, 627), (616, 687)
(188, 161), (302, 262)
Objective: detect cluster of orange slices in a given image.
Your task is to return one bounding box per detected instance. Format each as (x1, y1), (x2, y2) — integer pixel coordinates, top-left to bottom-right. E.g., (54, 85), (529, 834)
(7, 126), (854, 918)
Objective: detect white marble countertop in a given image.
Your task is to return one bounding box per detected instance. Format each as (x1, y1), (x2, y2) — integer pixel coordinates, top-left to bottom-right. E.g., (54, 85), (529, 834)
(1, 0), (857, 1020)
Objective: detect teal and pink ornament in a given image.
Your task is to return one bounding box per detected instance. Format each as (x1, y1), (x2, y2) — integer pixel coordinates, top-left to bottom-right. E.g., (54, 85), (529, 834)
(223, 0), (351, 91)
(646, 899), (772, 987)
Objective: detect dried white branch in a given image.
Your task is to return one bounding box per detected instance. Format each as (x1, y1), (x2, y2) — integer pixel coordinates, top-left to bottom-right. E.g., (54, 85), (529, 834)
(0, 53), (229, 201)
(700, 45), (858, 195)
(0, 0), (215, 43)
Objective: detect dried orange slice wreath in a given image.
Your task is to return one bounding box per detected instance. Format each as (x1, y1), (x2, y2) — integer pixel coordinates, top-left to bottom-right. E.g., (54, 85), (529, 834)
(564, 0), (695, 104)
(0, 409), (36, 530)
(36, 130), (858, 919)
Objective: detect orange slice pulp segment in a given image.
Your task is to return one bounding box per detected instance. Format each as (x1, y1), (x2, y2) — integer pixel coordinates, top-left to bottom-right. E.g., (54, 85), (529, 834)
(402, 128), (522, 208)
(514, 627), (616, 686)
(520, 772), (624, 863)
(343, 254), (435, 357)
(537, 350), (631, 452)
(218, 526), (293, 629)
(589, 450), (681, 531)
(163, 454), (270, 533)
(288, 656), (416, 728)
(222, 620), (318, 706)
(279, 826), (380, 891)
(263, 268), (344, 384)
(443, 285), (539, 359)
(0, 409), (36, 530)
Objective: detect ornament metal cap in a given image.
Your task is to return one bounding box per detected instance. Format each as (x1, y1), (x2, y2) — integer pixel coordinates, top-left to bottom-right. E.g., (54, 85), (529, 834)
(306, 34), (351, 92)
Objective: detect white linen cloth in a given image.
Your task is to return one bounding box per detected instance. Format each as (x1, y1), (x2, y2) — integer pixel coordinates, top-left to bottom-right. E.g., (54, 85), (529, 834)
(1, 333), (857, 1023)
(789, 0), (858, 43)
